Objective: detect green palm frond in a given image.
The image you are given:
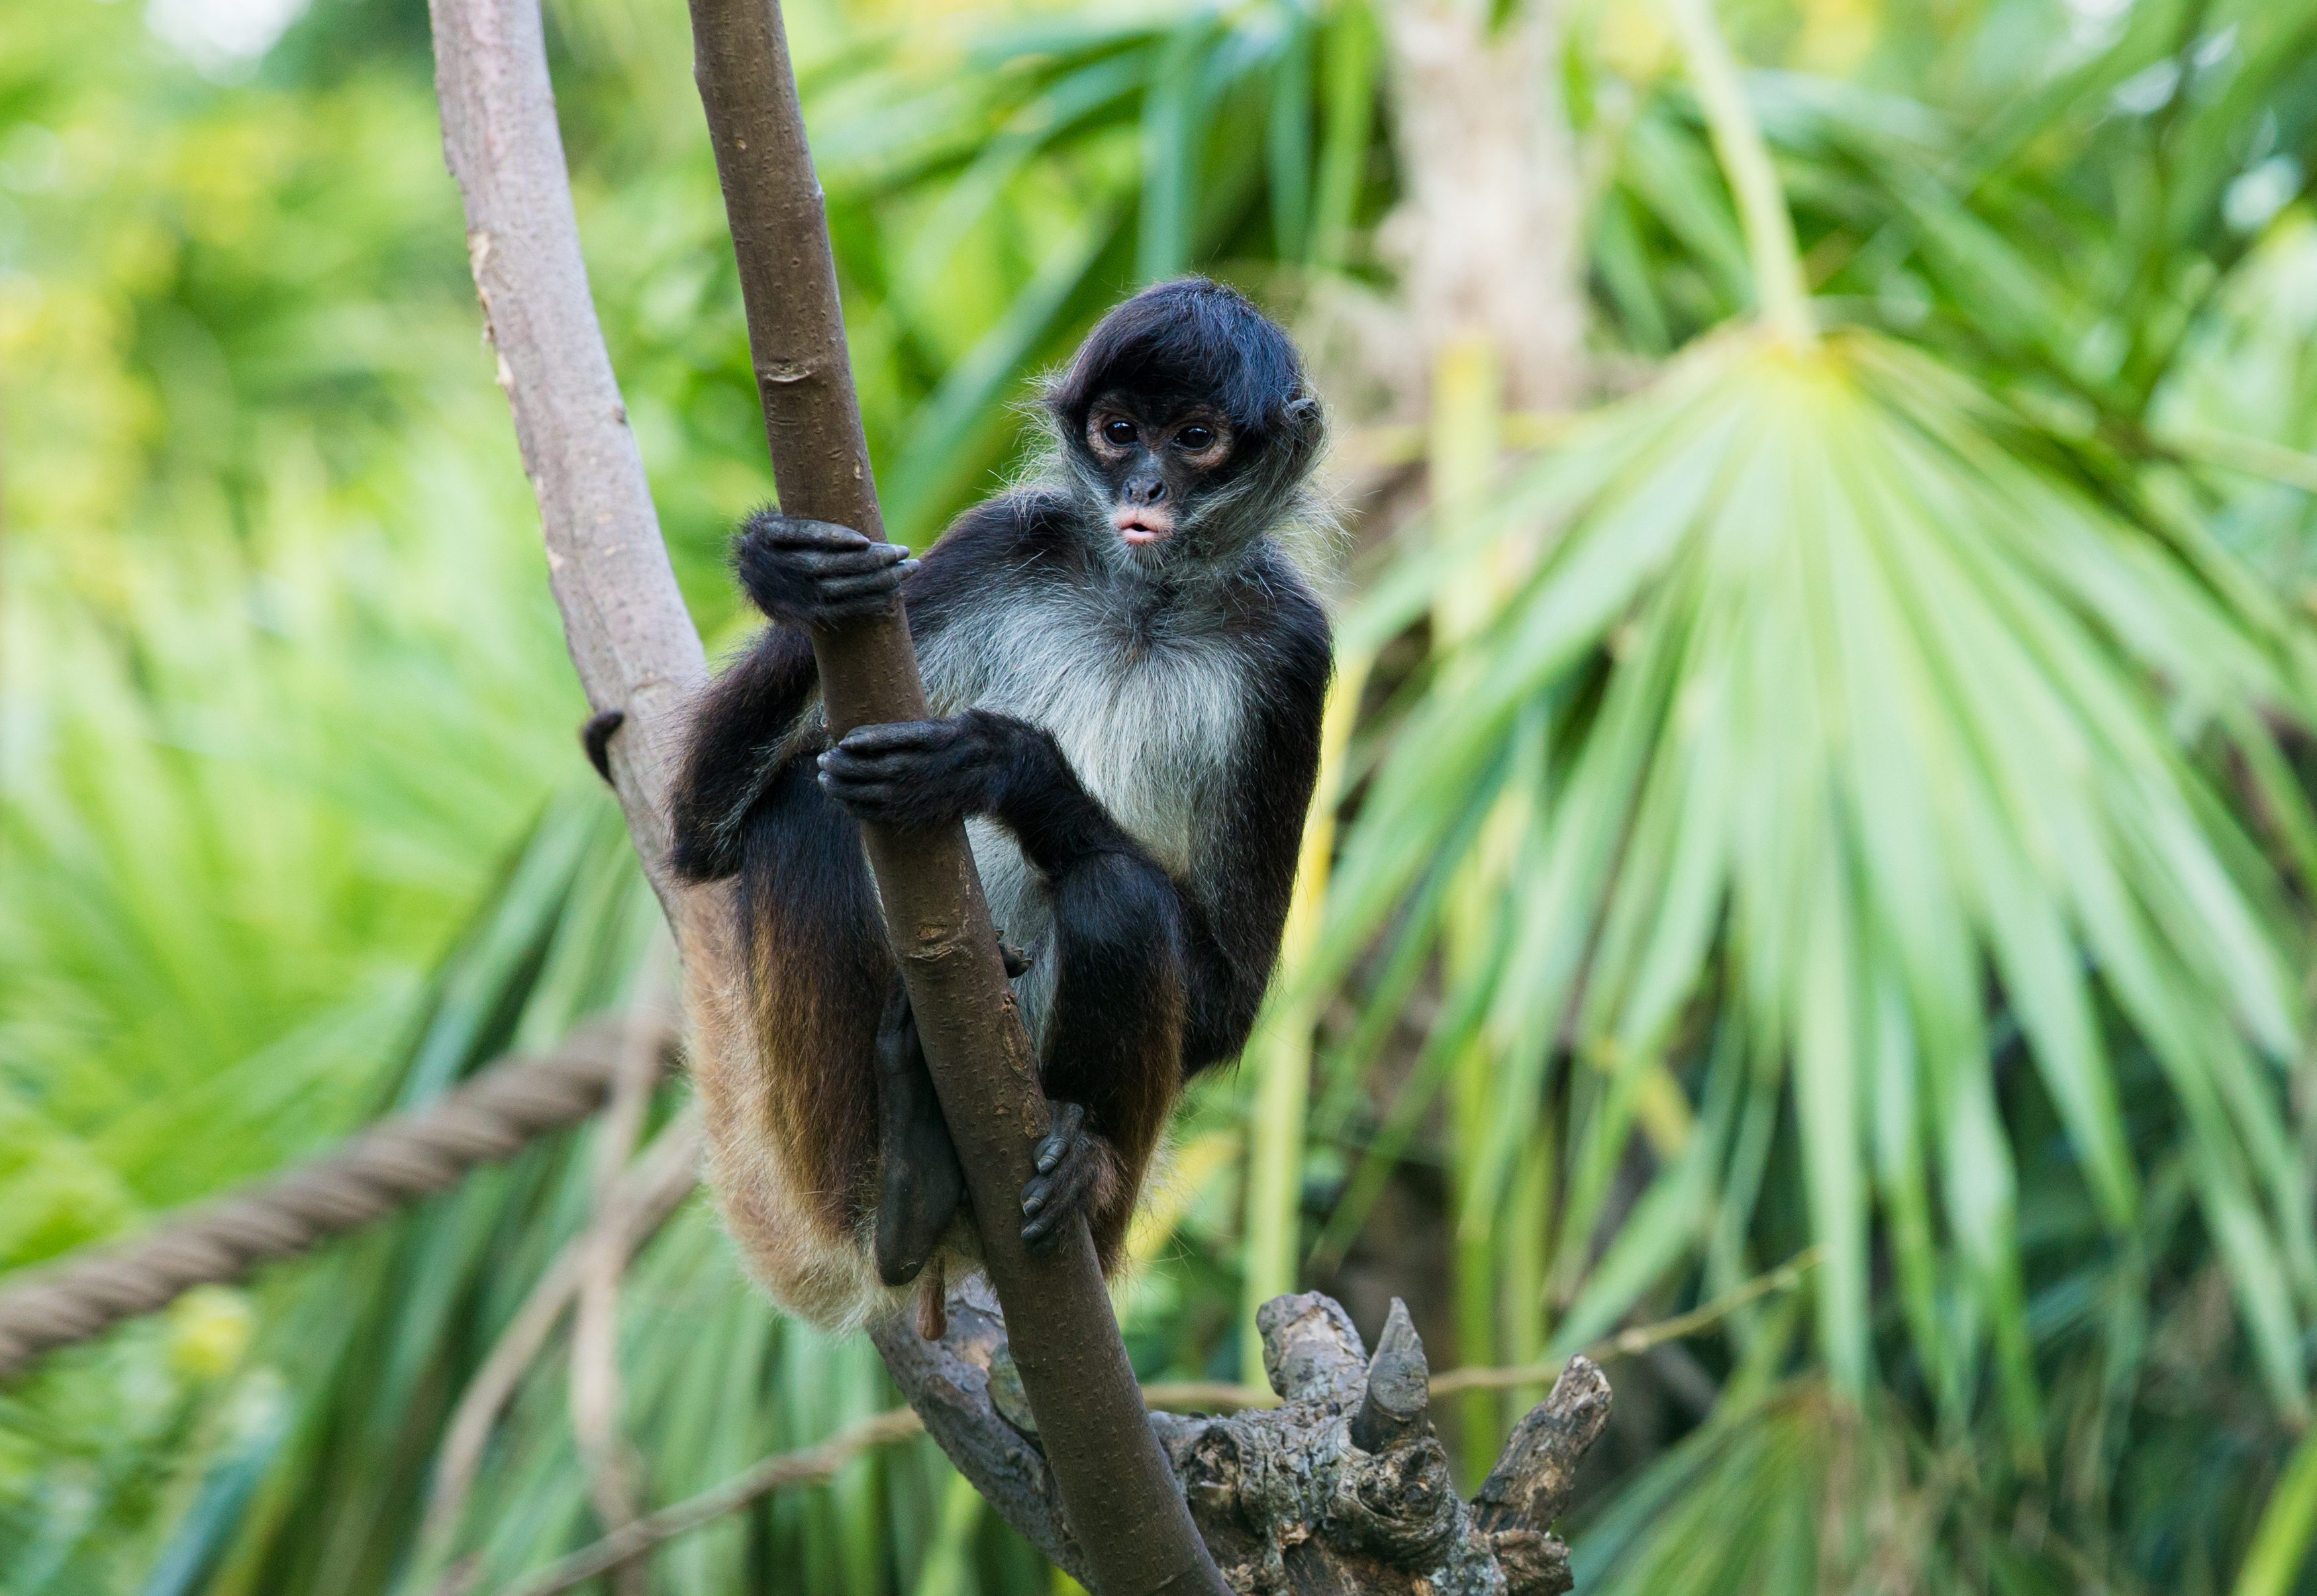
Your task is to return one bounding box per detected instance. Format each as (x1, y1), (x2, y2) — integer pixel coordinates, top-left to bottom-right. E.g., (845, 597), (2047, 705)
(1323, 323), (2317, 1426)
(1571, 1377), (2089, 1596)
(1578, 0), (2317, 411)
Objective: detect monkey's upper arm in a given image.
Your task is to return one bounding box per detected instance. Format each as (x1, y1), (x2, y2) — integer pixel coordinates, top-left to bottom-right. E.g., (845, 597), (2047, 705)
(1180, 594), (1333, 1073)
(670, 626), (820, 882)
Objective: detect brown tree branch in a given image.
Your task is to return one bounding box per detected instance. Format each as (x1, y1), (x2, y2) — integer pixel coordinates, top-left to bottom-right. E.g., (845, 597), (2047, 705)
(489, 1341), (1624, 1596)
(679, 3), (1228, 1591)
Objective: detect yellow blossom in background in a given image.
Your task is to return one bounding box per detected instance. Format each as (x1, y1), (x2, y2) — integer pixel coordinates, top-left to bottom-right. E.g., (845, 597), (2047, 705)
(167, 1286), (254, 1380)
(1797, 0), (1878, 74)
(1596, 0), (1676, 83)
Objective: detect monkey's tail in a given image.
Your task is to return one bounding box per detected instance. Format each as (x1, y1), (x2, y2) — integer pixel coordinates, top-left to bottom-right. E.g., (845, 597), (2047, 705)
(679, 923), (893, 1331)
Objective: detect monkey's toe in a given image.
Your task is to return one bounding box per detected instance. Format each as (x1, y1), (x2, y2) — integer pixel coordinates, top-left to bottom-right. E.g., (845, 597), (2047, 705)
(1020, 1101), (1102, 1252)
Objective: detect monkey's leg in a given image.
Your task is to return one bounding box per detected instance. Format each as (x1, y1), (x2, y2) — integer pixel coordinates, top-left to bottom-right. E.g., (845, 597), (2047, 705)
(1020, 856), (1183, 1259)
(872, 979), (966, 1288)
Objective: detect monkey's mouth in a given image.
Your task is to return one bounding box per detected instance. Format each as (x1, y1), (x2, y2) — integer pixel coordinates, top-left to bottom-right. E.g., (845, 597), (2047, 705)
(1114, 509), (1175, 546)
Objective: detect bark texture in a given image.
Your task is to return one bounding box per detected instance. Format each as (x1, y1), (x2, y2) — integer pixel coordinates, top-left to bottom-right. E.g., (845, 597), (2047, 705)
(428, 0), (704, 876)
(881, 1278), (1612, 1594)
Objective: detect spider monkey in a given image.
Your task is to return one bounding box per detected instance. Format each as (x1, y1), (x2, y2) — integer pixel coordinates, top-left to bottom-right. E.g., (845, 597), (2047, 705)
(664, 277), (1332, 1329)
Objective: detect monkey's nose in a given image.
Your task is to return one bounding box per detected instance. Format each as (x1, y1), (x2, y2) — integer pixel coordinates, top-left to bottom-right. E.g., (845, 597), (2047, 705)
(1126, 476), (1167, 505)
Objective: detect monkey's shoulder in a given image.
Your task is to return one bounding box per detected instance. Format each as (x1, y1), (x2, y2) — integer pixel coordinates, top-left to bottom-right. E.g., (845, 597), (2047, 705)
(908, 490), (1081, 596)
(1223, 546), (1330, 665)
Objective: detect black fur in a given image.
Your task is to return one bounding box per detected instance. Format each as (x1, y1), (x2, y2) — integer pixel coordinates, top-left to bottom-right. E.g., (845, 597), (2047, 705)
(670, 279), (1332, 1281)
(1046, 277), (1316, 463)
(581, 709), (624, 783)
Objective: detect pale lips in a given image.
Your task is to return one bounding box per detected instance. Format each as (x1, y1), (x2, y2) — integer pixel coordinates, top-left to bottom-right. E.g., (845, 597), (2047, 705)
(1114, 508), (1174, 546)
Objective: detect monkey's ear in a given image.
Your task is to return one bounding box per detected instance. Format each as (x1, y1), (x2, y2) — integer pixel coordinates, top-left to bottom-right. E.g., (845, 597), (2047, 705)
(1278, 393), (1326, 462)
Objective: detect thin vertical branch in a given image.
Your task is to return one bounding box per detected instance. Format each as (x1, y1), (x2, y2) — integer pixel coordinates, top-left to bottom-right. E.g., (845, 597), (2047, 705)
(569, 959), (673, 1595)
(419, 1109), (703, 1565)
(678, 7), (1230, 1587)
(424, 0), (708, 915)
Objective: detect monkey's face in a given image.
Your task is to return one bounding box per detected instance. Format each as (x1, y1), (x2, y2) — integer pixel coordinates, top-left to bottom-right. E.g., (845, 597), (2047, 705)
(1079, 391), (1234, 559)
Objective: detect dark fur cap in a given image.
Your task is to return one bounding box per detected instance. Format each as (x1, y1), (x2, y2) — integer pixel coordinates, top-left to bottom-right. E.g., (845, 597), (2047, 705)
(1046, 277), (1320, 458)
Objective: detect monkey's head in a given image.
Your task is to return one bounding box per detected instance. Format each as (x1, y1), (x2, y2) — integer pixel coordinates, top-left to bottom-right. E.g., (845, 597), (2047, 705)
(1046, 277), (1324, 568)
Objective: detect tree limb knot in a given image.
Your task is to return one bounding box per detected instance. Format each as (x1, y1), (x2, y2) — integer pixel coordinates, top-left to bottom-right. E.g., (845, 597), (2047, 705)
(885, 1280), (1611, 1594)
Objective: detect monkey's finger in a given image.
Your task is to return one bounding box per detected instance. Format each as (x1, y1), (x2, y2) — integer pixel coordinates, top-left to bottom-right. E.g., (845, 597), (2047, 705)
(834, 720), (954, 755)
(1021, 1164), (1074, 1219)
(1021, 1163), (1096, 1248)
(814, 595), (908, 624)
(816, 767), (899, 798)
(816, 570), (911, 601)
(818, 773), (909, 819)
(783, 546), (907, 578)
(816, 744), (922, 782)
(751, 517), (875, 550)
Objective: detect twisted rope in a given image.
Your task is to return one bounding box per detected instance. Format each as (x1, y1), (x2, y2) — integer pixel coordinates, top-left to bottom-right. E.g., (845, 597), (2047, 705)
(0, 1014), (680, 1380)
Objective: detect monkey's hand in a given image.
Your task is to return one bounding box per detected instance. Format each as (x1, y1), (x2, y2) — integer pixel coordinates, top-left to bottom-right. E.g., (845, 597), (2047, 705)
(732, 511), (917, 629)
(1020, 1101), (1116, 1252)
(816, 711), (1024, 831)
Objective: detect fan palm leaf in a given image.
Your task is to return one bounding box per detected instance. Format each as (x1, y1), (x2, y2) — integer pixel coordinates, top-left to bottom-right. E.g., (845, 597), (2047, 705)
(1321, 322), (2317, 1428)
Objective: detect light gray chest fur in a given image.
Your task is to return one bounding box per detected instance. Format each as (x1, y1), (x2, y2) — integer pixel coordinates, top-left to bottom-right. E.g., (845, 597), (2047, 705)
(915, 587), (1250, 1040)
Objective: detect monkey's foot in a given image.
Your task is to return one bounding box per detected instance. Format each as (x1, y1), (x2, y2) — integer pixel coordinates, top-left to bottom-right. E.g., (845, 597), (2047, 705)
(1020, 1101), (1109, 1253)
(874, 983), (967, 1288)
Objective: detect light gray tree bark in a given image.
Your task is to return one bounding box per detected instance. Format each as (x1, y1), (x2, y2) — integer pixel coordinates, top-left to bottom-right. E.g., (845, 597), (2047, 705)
(1382, 0), (1588, 409)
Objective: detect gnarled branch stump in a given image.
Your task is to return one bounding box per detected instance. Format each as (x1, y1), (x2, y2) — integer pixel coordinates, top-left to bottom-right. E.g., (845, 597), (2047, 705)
(879, 1282), (1610, 1593)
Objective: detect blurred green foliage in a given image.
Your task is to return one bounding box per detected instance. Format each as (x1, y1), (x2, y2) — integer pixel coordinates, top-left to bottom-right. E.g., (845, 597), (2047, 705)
(5, 0), (2317, 1592)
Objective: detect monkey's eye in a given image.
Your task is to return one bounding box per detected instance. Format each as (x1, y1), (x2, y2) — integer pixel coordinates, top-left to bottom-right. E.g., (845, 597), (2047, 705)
(1102, 419), (1136, 447)
(1176, 424), (1214, 450)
